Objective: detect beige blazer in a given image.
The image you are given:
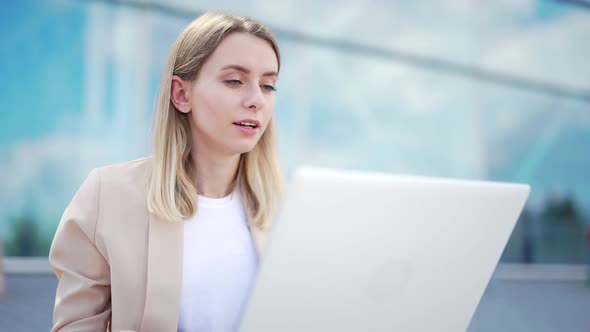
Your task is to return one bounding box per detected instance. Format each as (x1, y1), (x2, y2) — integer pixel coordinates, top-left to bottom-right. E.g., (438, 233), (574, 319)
(49, 157), (268, 332)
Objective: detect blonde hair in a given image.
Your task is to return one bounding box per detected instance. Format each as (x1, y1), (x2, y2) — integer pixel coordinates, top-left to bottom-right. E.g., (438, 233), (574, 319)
(147, 11), (283, 228)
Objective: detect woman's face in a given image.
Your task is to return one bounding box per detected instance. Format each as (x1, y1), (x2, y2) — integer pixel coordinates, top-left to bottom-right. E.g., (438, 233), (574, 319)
(171, 32), (279, 156)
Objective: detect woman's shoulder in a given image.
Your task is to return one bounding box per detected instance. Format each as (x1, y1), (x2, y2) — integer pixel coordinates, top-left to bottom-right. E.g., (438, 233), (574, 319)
(96, 156), (151, 180)
(94, 156), (153, 199)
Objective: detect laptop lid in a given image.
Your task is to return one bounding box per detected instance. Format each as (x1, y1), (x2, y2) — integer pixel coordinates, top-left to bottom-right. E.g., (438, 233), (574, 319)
(239, 167), (530, 332)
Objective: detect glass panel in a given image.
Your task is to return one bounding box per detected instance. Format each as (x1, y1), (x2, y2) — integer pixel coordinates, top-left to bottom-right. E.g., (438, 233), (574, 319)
(1, 0), (588, 266)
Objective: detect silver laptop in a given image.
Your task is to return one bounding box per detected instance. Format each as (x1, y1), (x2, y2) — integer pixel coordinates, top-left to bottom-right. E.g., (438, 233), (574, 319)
(239, 166), (530, 332)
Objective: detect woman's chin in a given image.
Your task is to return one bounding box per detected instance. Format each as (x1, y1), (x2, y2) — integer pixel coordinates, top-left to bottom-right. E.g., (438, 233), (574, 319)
(231, 142), (258, 155)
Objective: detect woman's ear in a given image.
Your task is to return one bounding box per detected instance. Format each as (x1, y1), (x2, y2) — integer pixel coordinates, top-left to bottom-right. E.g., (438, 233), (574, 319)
(170, 75), (192, 113)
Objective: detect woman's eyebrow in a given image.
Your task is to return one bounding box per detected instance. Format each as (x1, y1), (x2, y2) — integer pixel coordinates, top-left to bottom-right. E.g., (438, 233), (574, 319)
(220, 64), (278, 77)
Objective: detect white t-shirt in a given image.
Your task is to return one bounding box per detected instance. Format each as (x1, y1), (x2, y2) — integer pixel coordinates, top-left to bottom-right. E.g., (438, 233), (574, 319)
(178, 189), (258, 332)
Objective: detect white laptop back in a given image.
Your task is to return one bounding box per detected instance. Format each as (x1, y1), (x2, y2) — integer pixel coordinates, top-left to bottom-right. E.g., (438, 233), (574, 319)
(239, 167), (530, 332)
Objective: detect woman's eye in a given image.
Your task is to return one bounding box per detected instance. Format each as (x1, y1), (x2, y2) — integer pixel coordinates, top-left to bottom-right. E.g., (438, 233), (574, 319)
(224, 79), (243, 86)
(261, 85), (277, 92)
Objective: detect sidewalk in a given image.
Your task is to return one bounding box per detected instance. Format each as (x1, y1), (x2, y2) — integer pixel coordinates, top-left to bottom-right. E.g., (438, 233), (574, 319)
(0, 273), (588, 331)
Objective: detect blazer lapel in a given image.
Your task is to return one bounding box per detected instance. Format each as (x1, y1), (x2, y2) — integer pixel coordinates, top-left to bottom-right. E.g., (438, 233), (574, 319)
(140, 213), (183, 332)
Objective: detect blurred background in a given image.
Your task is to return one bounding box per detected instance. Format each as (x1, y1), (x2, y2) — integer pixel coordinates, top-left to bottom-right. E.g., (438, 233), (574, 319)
(0, 0), (589, 330)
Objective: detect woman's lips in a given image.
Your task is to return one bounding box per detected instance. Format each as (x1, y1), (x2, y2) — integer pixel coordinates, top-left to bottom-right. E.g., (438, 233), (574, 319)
(233, 123), (259, 136)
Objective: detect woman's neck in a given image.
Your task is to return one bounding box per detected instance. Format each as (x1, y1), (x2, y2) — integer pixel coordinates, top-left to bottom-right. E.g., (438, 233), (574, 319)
(191, 149), (241, 199)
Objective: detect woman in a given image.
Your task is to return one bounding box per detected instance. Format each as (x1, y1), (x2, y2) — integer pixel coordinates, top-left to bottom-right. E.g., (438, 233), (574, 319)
(50, 11), (283, 332)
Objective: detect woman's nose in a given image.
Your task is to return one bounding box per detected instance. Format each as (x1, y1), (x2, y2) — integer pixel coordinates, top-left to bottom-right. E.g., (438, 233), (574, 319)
(243, 85), (266, 111)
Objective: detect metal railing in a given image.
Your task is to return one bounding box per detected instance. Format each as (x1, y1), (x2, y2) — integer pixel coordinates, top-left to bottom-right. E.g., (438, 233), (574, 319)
(3, 257), (588, 281)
